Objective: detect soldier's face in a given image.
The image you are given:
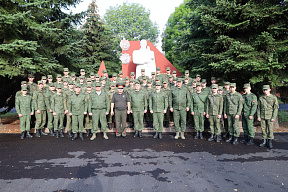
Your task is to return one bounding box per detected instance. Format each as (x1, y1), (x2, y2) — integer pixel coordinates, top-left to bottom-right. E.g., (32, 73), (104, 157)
(184, 79), (188, 83)
(68, 85), (74, 89)
(218, 90), (223, 95)
(57, 77), (62, 82)
(117, 87), (124, 93)
(57, 88), (62, 94)
(80, 72), (85, 76)
(211, 80), (216, 84)
(80, 79), (84, 83)
(225, 85), (230, 90)
(230, 87), (236, 92)
(244, 87), (251, 94)
(131, 75), (135, 78)
(156, 85), (161, 90)
(21, 90), (27, 96)
(64, 82), (68, 86)
(201, 83), (206, 88)
(185, 73), (189, 77)
(163, 83), (168, 88)
(71, 77), (76, 80)
(263, 89), (271, 95)
(64, 71), (69, 76)
(176, 81), (182, 88)
(193, 82), (196, 87)
(75, 87), (81, 93)
(38, 84), (43, 89)
(141, 72), (145, 75)
(102, 80), (106, 85)
(42, 79), (47, 84)
(135, 84), (140, 90)
(110, 86), (115, 90)
(113, 76), (117, 80)
(95, 86), (101, 92)
(196, 77), (201, 82)
(196, 86), (202, 91)
(90, 75), (95, 79)
(166, 70), (170, 74)
(87, 87), (92, 92)
(49, 86), (55, 91)
(28, 77), (34, 82)
(212, 88), (218, 94)
(48, 78), (53, 82)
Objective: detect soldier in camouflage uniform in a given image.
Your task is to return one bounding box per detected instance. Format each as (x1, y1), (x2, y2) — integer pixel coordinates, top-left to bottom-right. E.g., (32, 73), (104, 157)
(137, 69), (150, 83)
(257, 85), (279, 149)
(162, 81), (171, 128)
(84, 83), (93, 137)
(241, 83), (258, 145)
(223, 83), (243, 145)
(45, 83), (56, 136)
(222, 82), (230, 137)
(64, 81), (75, 137)
(15, 86), (34, 139)
(145, 80), (154, 128)
(27, 74), (37, 94)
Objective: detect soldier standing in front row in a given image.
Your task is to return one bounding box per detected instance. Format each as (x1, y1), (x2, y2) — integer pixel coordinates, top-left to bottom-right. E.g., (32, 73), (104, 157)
(68, 84), (88, 141)
(15, 86), (34, 139)
(257, 85), (279, 149)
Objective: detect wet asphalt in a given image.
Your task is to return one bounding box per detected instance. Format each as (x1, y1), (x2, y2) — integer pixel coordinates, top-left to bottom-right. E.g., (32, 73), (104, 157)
(0, 132), (288, 192)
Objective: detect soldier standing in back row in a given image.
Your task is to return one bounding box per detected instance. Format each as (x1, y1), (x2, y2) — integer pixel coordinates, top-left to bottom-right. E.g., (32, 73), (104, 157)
(257, 85), (279, 149)
(241, 83), (258, 145)
(224, 83), (243, 145)
(45, 83), (56, 136)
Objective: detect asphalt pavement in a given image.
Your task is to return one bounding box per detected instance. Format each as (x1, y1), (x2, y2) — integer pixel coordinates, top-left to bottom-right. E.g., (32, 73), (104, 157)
(0, 132), (287, 192)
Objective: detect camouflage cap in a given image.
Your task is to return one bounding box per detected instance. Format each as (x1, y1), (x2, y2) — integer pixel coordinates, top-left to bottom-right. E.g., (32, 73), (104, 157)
(163, 81), (167, 84)
(49, 83), (55, 87)
(103, 70), (107, 73)
(125, 76), (129, 80)
(100, 77), (106, 81)
(86, 84), (92, 88)
(211, 84), (218, 89)
(201, 79), (207, 83)
(90, 72), (95, 76)
(68, 81), (74, 85)
(225, 81), (230, 85)
(119, 71), (123, 75)
(173, 77), (177, 81)
(95, 82), (101, 87)
(56, 84), (62, 89)
(243, 83), (251, 88)
(130, 72), (135, 76)
(168, 75), (173, 78)
(141, 69), (145, 72)
(192, 79), (197, 83)
(62, 78), (68, 82)
(95, 74), (100, 78)
(142, 77), (147, 80)
(56, 74), (62, 78)
(64, 68), (69, 72)
(75, 83), (81, 88)
(110, 82), (116, 87)
(21, 86), (28, 91)
(28, 74), (34, 78)
(70, 73), (76, 77)
(151, 72), (156, 75)
(155, 77), (161, 81)
(166, 67), (171, 71)
(47, 75), (53, 79)
(21, 81), (27, 85)
(185, 70), (189, 74)
(156, 67), (161, 71)
(147, 79), (152, 83)
(218, 86), (223, 90)
(134, 80), (140, 85)
(184, 77), (189, 80)
(230, 83), (236, 87)
(172, 71), (177, 74)
(176, 78), (182, 82)
(211, 77), (216, 81)
(37, 81), (43, 85)
(79, 76), (85, 79)
(86, 78), (92, 82)
(41, 76), (47, 80)
(196, 74), (201, 77)
(263, 85), (270, 90)
(196, 82), (202, 87)
(80, 69), (85, 72)
(155, 82), (161, 86)
(112, 73), (117, 77)
(129, 79), (134, 83)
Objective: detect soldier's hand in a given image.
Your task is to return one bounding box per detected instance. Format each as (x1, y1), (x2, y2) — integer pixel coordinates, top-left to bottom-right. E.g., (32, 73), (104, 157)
(69, 113), (72, 116)
(206, 114), (209, 118)
(186, 107), (189, 112)
(105, 112), (109, 115)
(170, 108), (173, 112)
(271, 119), (275, 122)
(224, 114), (227, 119)
(89, 113), (93, 116)
(217, 115), (221, 119)
(203, 112), (206, 116)
(65, 110), (68, 114)
(53, 112), (56, 116)
(150, 110), (153, 114)
(84, 112), (87, 115)
(164, 110), (166, 114)
(257, 118), (261, 121)
(49, 109), (53, 113)
(111, 111), (114, 116)
(30, 112), (34, 115)
(235, 115), (239, 119)
(130, 110), (133, 113)
(144, 110), (147, 113)
(36, 110), (40, 114)
(127, 110), (130, 114)
(191, 112), (195, 115)
(249, 116), (253, 120)
(18, 114), (23, 117)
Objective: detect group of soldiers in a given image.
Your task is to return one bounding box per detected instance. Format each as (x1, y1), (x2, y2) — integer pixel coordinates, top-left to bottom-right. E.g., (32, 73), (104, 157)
(15, 67), (279, 149)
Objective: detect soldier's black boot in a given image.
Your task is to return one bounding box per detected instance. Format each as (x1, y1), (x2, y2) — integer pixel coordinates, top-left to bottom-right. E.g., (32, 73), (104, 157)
(20, 131), (25, 140)
(72, 133), (78, 141)
(268, 139), (273, 149)
(134, 131), (139, 138)
(233, 137), (239, 145)
(41, 128), (48, 136)
(60, 129), (64, 138)
(240, 135), (248, 144)
(246, 137), (254, 145)
(159, 132), (163, 139)
(108, 123), (112, 130)
(36, 129), (41, 138)
(208, 134), (214, 141)
(67, 131), (72, 138)
(223, 132), (228, 138)
(55, 131), (59, 138)
(153, 132), (158, 139)
(139, 131), (143, 138)
(49, 129), (54, 136)
(216, 135), (221, 143)
(26, 131), (33, 138)
(194, 131), (199, 139)
(79, 132), (84, 140)
(199, 132), (203, 139)
(259, 139), (266, 147)
(226, 135), (233, 143)
(86, 129), (91, 137)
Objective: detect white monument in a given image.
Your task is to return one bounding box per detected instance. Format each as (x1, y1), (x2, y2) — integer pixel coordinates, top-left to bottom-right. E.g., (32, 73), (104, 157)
(132, 40), (156, 79)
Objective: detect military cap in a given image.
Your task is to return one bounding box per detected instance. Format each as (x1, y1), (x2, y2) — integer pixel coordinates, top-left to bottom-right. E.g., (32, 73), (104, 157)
(173, 77), (177, 81)
(41, 76), (47, 80)
(86, 84), (92, 88)
(263, 85), (270, 90)
(64, 68), (69, 72)
(47, 75), (53, 79)
(70, 73), (76, 77)
(125, 76), (129, 80)
(129, 79), (134, 83)
(184, 77), (189, 80)
(155, 82), (161, 86)
(134, 80), (140, 85)
(95, 82), (101, 87)
(163, 81), (168, 84)
(196, 74), (201, 77)
(90, 72), (95, 76)
(230, 83), (236, 87)
(147, 79), (152, 83)
(211, 77), (216, 81)
(130, 72), (135, 76)
(56, 84), (62, 89)
(177, 78), (182, 82)
(185, 70), (189, 74)
(68, 81), (74, 85)
(155, 77), (161, 81)
(80, 69), (85, 72)
(21, 81), (27, 85)
(211, 84), (218, 89)
(95, 74), (100, 78)
(142, 77), (147, 80)
(243, 83), (251, 88)
(49, 83), (55, 87)
(156, 67), (161, 71)
(201, 79), (207, 83)
(168, 75), (173, 78)
(196, 82), (202, 87)
(63, 78), (68, 82)
(116, 82), (125, 87)
(100, 77), (106, 81)
(166, 67), (171, 71)
(56, 74), (62, 78)
(21, 86), (28, 91)
(86, 78), (92, 82)
(151, 72), (156, 75)
(103, 70), (107, 73)
(192, 79), (197, 83)
(218, 86), (223, 90)
(110, 82), (116, 87)
(172, 71), (177, 74)
(75, 83), (81, 88)
(28, 74), (34, 78)
(37, 81), (43, 85)
(112, 73), (117, 77)
(225, 82), (230, 85)
(141, 69), (145, 72)
(79, 76), (85, 79)
(119, 71), (123, 75)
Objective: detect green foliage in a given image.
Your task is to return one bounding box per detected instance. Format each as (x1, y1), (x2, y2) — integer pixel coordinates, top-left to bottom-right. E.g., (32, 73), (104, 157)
(104, 2), (159, 57)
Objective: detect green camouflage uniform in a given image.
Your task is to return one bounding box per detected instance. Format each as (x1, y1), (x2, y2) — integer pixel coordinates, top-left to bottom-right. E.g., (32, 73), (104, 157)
(15, 94), (34, 132)
(130, 89), (147, 131)
(242, 93), (258, 138)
